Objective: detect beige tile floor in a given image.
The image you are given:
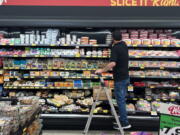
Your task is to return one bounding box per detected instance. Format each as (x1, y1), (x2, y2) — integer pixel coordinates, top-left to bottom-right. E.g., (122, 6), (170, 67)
(43, 130), (158, 135)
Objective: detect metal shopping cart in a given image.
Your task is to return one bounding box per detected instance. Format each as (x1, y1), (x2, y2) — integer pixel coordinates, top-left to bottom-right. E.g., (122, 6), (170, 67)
(83, 75), (124, 135)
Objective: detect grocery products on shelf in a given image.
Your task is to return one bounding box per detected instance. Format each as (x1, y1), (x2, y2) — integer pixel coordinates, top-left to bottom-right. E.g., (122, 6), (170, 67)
(130, 70), (180, 78)
(130, 61), (180, 68)
(0, 29), (111, 45)
(3, 79), (101, 88)
(122, 29), (180, 46)
(0, 96), (42, 135)
(0, 48), (111, 58)
(133, 81), (179, 88)
(129, 50), (179, 58)
(0, 28), (179, 118)
(3, 58), (107, 70)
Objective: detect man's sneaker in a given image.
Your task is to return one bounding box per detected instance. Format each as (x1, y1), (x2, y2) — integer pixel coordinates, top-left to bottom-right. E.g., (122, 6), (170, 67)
(113, 123), (132, 130)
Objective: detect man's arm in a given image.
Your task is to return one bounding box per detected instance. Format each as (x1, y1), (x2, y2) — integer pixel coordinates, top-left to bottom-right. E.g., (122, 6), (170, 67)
(95, 62), (116, 74)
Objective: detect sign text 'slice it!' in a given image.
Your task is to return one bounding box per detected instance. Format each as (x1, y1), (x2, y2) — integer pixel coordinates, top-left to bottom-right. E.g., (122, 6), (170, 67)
(110, 0), (180, 6)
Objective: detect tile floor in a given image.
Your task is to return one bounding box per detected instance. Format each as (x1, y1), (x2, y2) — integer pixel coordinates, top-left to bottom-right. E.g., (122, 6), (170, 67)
(43, 130), (158, 135)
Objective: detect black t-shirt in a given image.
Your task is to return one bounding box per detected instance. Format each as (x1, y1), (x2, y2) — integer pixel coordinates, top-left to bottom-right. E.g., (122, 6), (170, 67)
(110, 41), (129, 81)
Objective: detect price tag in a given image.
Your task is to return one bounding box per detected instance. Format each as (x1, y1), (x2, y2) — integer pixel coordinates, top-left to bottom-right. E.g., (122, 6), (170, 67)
(35, 55), (39, 57)
(151, 111), (157, 116)
(160, 67), (165, 70)
(135, 56), (140, 58)
(178, 87), (180, 90)
(163, 45), (168, 47)
(64, 44), (68, 46)
(147, 99), (152, 101)
(140, 67), (145, 69)
(86, 56), (90, 58)
(14, 55), (18, 57)
(141, 76), (145, 78)
(148, 45), (153, 47)
(54, 55), (59, 58)
(170, 99), (175, 102)
(51, 44), (55, 46)
(156, 99), (161, 101)
(32, 44), (37, 46)
(133, 98), (138, 100)
(22, 54), (26, 57)
(128, 85), (134, 92)
(10, 44), (14, 46)
(133, 45), (138, 47)
(150, 86), (155, 88)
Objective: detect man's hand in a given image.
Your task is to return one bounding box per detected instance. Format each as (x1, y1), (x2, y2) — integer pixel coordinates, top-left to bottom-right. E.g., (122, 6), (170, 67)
(95, 69), (104, 75)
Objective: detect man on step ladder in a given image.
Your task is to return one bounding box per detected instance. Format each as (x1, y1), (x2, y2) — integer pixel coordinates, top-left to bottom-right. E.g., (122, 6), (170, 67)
(95, 30), (131, 130)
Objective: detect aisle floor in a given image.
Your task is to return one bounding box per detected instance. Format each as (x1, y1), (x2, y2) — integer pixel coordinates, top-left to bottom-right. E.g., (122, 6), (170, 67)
(43, 130), (158, 135)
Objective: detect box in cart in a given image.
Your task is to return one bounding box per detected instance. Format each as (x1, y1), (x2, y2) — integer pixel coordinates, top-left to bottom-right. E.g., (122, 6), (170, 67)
(93, 86), (112, 101)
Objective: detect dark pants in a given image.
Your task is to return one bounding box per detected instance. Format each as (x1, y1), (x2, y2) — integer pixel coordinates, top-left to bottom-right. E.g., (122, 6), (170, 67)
(114, 78), (130, 125)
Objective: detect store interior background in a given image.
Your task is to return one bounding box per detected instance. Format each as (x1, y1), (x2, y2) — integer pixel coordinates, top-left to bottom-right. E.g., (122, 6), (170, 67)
(0, 4), (180, 135)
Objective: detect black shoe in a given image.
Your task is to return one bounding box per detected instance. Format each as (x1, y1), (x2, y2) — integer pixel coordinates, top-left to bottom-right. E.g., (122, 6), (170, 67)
(113, 123), (132, 130)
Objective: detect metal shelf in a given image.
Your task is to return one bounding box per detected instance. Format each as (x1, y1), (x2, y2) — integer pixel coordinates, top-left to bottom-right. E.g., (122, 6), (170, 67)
(0, 44), (109, 48)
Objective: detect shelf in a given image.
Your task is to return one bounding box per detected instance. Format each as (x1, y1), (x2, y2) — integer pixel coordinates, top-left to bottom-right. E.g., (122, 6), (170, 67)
(4, 86), (93, 90)
(1, 55), (179, 59)
(4, 75), (180, 80)
(128, 45), (180, 48)
(126, 98), (179, 102)
(130, 67), (180, 70)
(0, 55), (110, 59)
(1, 44), (179, 48)
(3, 67), (97, 71)
(7, 76), (101, 80)
(0, 44), (109, 47)
(40, 114), (159, 119)
(134, 86), (180, 89)
(130, 56), (179, 59)
(131, 76), (180, 79)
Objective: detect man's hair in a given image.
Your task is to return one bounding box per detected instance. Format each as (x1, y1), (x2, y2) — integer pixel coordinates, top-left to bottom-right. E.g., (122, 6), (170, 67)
(112, 30), (122, 41)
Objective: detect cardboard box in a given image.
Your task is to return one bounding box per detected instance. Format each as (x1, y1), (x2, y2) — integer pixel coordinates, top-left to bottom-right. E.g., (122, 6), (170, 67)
(93, 86), (112, 101)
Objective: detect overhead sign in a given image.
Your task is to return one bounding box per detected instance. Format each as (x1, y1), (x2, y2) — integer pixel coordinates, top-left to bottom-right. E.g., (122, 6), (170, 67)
(0, 0), (180, 6)
(159, 103), (180, 135)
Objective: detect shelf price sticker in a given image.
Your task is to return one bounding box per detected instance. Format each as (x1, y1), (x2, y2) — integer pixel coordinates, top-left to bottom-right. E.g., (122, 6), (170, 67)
(151, 111), (157, 116)
(128, 85), (134, 92)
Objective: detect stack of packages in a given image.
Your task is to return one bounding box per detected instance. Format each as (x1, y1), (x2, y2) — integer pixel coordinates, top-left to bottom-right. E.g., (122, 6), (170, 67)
(0, 96), (42, 135)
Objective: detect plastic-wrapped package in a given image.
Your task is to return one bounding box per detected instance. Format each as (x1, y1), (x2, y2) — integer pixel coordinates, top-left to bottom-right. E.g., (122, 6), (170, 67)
(136, 100), (151, 112)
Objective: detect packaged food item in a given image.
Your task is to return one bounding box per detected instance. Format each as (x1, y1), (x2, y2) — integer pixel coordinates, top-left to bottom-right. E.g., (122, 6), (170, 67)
(171, 39), (179, 46)
(152, 39), (161, 45)
(151, 101), (161, 112)
(123, 39), (131, 46)
(136, 100), (151, 112)
(132, 39), (141, 45)
(161, 39), (171, 46)
(142, 39), (151, 45)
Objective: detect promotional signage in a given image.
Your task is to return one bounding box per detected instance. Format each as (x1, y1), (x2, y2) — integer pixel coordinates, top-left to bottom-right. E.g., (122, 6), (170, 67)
(159, 103), (180, 135)
(0, 0), (180, 6)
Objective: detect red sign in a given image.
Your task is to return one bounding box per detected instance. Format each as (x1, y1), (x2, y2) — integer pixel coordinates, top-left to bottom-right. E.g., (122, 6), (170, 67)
(168, 106), (180, 115)
(0, 0), (180, 6)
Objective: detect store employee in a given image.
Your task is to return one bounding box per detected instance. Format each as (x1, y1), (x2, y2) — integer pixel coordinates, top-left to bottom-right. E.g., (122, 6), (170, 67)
(95, 30), (131, 129)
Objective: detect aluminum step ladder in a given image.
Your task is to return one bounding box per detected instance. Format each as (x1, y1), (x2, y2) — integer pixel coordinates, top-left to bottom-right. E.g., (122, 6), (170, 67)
(83, 75), (124, 135)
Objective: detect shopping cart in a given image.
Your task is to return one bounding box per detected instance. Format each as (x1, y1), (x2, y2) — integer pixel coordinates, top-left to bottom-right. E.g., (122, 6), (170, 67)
(83, 75), (124, 135)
